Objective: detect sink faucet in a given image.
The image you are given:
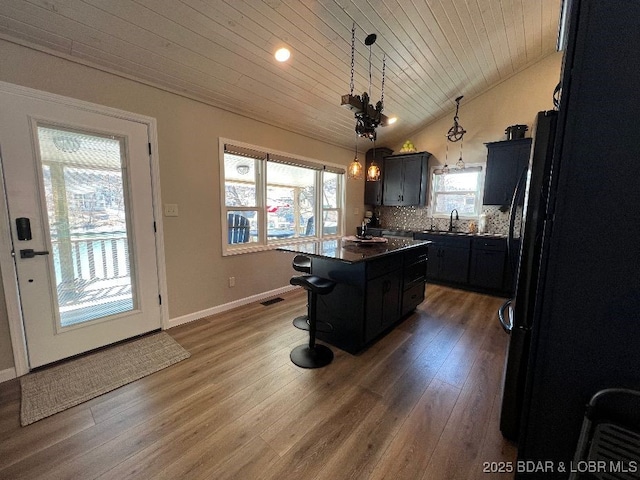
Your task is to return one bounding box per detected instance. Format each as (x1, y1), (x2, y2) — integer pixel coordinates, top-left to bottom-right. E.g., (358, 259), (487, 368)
(449, 209), (459, 232)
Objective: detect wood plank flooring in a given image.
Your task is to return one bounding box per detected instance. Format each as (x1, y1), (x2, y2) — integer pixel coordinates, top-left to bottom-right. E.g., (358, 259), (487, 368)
(0, 284), (517, 479)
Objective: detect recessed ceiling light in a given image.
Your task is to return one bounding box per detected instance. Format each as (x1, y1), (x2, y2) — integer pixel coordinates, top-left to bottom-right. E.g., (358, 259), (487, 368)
(275, 47), (291, 62)
(387, 117), (398, 125)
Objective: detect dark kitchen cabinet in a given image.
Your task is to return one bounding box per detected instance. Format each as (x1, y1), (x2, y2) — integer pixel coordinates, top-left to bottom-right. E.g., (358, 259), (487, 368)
(365, 267), (402, 342)
(311, 243), (429, 353)
(401, 248), (427, 316)
(382, 152), (431, 206)
(417, 234), (471, 285)
(364, 147), (393, 206)
(469, 237), (507, 291)
(483, 138), (532, 206)
(415, 232), (510, 295)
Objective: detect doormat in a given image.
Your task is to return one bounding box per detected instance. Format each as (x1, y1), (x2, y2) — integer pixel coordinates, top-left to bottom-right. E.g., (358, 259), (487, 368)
(20, 332), (190, 426)
(261, 297), (284, 306)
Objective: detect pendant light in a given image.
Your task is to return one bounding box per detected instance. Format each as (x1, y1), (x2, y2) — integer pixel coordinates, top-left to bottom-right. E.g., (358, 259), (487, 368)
(455, 137), (465, 170)
(439, 142), (451, 175)
(348, 128), (363, 180)
(366, 140), (381, 181)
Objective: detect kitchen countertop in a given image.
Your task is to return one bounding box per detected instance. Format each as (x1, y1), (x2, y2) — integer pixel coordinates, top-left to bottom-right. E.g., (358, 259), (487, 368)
(277, 237), (430, 263)
(368, 228), (507, 239)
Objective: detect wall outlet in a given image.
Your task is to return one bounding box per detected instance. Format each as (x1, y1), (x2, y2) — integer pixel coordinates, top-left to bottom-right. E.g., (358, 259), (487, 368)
(164, 204), (179, 217)
(228, 276), (235, 287)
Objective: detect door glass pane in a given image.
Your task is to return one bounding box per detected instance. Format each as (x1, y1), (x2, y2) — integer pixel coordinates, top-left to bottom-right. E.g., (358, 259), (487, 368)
(37, 125), (136, 327)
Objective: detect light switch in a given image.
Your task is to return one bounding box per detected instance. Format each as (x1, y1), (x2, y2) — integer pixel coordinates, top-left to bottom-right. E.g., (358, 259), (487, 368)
(164, 204), (179, 217)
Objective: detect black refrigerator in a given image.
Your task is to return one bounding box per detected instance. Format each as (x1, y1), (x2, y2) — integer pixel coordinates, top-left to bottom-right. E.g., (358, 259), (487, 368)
(497, 0), (640, 477)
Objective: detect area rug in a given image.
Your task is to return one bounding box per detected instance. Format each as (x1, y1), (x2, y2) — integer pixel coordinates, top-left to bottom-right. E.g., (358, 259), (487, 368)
(20, 332), (190, 426)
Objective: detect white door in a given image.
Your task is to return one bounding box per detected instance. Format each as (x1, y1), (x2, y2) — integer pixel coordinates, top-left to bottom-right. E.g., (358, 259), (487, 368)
(0, 89), (161, 368)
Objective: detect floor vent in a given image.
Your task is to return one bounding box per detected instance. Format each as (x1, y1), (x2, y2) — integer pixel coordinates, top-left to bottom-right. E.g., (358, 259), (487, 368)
(261, 297), (284, 306)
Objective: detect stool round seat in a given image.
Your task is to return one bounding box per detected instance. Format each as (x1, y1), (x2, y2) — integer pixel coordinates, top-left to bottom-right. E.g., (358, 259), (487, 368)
(292, 254), (311, 273)
(289, 275), (335, 295)
(289, 274), (335, 369)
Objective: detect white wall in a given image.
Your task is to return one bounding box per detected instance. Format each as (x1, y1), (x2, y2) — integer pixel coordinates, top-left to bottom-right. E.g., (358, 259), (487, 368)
(392, 52), (563, 166)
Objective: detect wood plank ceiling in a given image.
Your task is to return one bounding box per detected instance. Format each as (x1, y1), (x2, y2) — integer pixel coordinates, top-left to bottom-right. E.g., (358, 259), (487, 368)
(0, 0), (561, 150)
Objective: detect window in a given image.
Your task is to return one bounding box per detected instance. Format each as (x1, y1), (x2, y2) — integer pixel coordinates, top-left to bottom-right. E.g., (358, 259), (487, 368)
(430, 166), (484, 217)
(221, 140), (344, 254)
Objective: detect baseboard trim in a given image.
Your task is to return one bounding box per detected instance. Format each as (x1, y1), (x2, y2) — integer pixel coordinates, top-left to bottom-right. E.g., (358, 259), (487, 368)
(167, 285), (298, 329)
(0, 367), (17, 383)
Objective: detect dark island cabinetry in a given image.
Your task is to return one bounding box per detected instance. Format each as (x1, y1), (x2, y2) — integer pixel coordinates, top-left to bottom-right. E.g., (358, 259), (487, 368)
(483, 138), (532, 206)
(382, 152), (431, 206)
(365, 261), (402, 343)
(401, 248), (428, 316)
(364, 147), (393, 206)
(286, 239), (429, 354)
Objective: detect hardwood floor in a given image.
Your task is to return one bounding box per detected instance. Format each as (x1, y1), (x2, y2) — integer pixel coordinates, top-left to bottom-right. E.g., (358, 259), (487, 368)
(0, 284), (517, 479)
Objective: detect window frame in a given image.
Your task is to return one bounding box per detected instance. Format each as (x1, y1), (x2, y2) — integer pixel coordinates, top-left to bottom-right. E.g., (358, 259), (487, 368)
(429, 164), (485, 219)
(219, 138), (345, 256)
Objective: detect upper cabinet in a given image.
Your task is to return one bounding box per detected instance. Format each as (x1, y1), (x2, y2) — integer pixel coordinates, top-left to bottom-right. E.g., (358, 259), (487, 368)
(382, 152), (431, 206)
(364, 147), (393, 206)
(483, 138), (532, 206)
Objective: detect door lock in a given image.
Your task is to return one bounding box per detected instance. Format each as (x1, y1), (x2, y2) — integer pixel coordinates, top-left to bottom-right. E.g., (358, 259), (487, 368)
(20, 249), (50, 259)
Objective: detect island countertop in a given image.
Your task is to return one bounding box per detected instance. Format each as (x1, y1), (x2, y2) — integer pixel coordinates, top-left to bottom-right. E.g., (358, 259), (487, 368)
(277, 237), (430, 263)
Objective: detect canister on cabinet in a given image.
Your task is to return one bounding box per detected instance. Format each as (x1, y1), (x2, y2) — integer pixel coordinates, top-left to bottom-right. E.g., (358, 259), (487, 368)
(478, 213), (487, 234)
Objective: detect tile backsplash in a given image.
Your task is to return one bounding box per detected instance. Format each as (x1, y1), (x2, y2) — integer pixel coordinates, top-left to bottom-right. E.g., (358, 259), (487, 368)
(374, 205), (515, 236)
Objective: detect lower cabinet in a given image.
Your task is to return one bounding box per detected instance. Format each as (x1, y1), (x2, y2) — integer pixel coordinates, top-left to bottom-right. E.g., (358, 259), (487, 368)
(469, 237), (507, 291)
(365, 268), (401, 343)
(415, 232), (510, 296)
(420, 234), (471, 284)
(313, 244), (428, 354)
(401, 248), (427, 316)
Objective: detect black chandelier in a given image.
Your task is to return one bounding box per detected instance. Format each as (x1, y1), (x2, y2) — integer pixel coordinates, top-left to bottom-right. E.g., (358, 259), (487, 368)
(341, 24), (388, 141)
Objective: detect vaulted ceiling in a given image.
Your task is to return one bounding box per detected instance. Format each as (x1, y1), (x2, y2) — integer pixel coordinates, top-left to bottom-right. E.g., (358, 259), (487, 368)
(0, 0), (561, 150)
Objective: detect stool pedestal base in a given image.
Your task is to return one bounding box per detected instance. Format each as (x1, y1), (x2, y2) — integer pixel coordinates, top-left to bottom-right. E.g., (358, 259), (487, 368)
(290, 343), (334, 369)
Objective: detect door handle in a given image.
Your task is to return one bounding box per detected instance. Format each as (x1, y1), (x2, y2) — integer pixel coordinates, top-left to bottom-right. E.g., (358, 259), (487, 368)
(498, 299), (513, 333)
(20, 249), (50, 259)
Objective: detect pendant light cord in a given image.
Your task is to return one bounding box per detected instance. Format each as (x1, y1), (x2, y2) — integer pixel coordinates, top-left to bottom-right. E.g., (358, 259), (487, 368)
(350, 23), (355, 96)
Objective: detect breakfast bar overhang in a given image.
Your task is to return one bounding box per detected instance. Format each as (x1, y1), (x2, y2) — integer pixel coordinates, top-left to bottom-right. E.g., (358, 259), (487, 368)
(279, 238), (430, 354)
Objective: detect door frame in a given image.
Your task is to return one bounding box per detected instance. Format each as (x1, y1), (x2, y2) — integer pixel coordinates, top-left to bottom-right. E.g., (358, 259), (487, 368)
(0, 81), (169, 376)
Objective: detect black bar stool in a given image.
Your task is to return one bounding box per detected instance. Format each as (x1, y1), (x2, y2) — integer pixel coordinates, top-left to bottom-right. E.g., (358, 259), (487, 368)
(292, 254), (311, 273)
(291, 255), (334, 333)
(289, 275), (335, 368)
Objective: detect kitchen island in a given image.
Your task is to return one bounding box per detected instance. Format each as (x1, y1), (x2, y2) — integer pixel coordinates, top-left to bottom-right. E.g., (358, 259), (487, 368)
(278, 237), (429, 354)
